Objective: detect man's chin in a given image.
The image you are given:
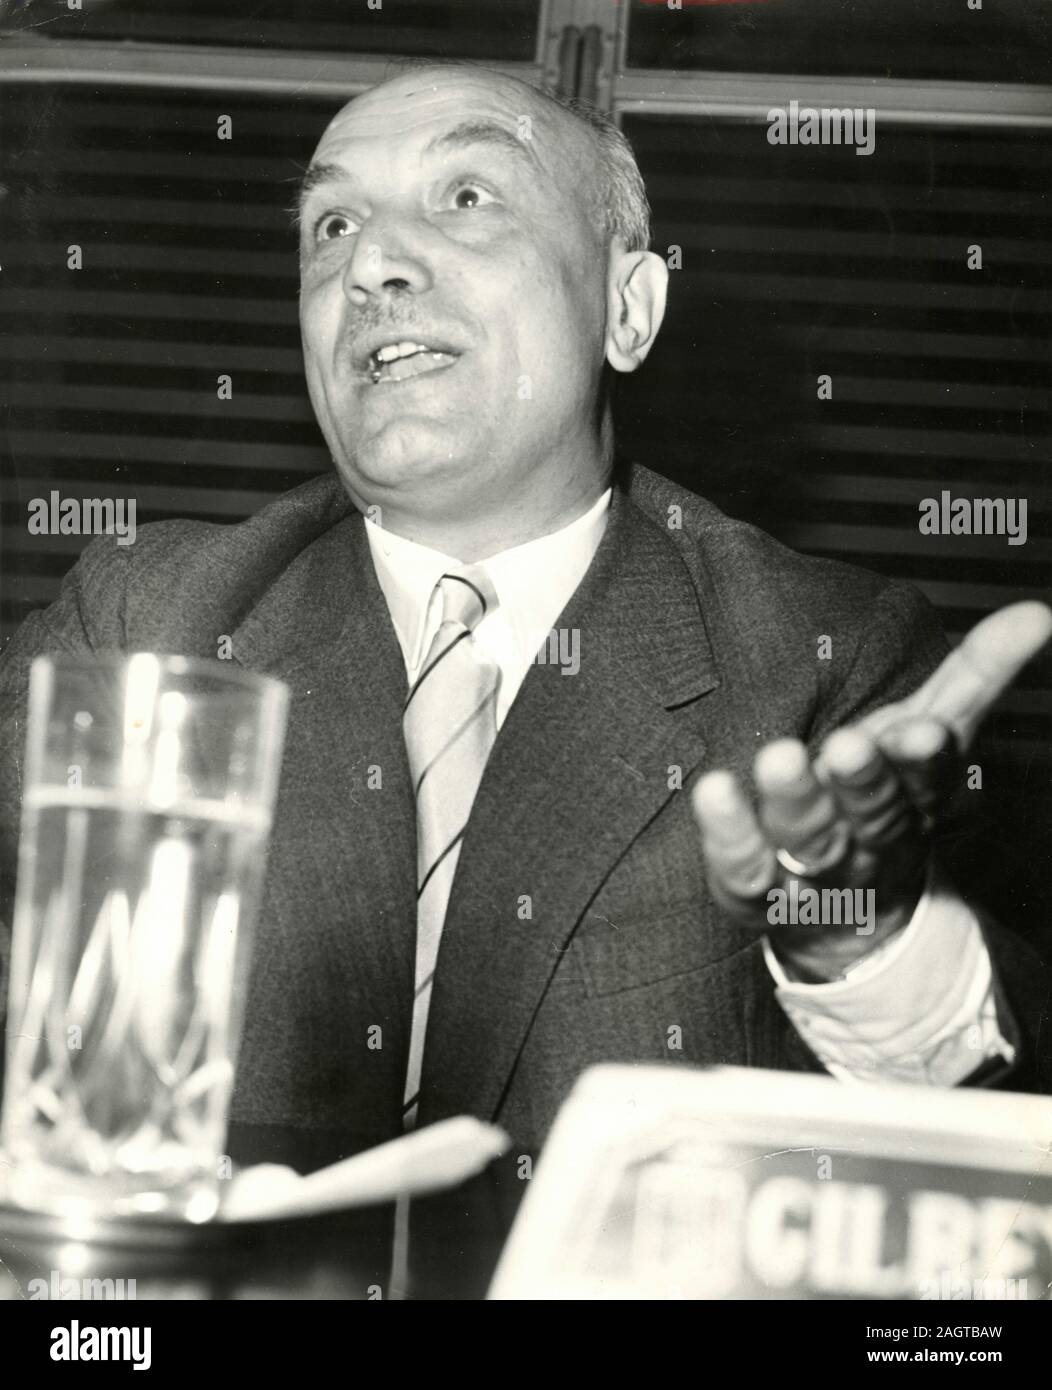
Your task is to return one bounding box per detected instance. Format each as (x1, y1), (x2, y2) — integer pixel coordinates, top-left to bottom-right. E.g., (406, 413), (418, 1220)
(338, 418), (476, 494)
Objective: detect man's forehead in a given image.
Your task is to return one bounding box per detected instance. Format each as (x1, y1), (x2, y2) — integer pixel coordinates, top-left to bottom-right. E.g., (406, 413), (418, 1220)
(312, 69), (572, 166)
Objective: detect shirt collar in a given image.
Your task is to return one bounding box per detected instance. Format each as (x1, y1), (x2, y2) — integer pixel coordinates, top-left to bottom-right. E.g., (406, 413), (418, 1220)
(364, 488), (612, 672)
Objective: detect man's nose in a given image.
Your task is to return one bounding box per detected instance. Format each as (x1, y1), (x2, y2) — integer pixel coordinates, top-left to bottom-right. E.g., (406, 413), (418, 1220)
(342, 218), (433, 306)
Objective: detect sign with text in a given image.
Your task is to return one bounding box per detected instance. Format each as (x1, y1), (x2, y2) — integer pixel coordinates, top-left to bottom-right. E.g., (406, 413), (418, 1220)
(490, 1066), (1052, 1300)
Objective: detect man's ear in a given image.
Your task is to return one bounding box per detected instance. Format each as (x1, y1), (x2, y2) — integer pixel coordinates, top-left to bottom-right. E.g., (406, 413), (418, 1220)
(604, 248), (668, 373)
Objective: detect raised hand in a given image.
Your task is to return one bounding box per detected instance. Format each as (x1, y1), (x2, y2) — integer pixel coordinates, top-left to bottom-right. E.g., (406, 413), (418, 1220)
(690, 602), (1052, 980)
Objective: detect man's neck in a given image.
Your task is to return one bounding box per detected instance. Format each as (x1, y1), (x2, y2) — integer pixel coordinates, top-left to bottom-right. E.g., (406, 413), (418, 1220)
(344, 411), (618, 560)
(372, 483), (610, 562)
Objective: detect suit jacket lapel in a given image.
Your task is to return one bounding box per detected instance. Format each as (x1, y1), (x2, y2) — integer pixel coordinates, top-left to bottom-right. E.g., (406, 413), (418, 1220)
(230, 506), (418, 1063)
(418, 483), (721, 1126)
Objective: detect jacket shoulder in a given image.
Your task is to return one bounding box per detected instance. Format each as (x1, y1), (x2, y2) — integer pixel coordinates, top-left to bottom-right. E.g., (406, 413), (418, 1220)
(624, 461), (948, 733)
(127, 473), (351, 581)
(626, 461), (886, 611)
(69, 474), (353, 653)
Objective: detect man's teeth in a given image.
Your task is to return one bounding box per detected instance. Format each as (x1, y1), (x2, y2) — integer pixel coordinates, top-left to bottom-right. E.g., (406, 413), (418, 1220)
(367, 342), (457, 383)
(373, 341), (438, 365)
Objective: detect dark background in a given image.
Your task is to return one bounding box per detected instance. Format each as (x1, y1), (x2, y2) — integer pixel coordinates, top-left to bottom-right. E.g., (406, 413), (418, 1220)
(0, 0), (1049, 914)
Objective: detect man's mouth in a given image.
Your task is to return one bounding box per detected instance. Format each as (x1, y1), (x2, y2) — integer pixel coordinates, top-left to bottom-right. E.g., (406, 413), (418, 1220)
(367, 340), (460, 386)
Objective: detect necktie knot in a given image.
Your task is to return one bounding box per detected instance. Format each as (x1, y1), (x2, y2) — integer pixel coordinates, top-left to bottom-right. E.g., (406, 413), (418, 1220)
(437, 568), (497, 635)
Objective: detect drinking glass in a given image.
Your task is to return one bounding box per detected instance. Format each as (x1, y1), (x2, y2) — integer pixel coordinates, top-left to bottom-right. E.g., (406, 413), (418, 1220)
(1, 653), (288, 1222)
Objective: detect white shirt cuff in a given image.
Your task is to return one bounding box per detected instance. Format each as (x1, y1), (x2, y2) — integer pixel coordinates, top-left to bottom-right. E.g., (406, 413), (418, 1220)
(763, 871), (1015, 1086)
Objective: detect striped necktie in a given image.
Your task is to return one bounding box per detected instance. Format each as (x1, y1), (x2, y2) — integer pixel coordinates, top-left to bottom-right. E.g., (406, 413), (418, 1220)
(401, 568), (500, 1128)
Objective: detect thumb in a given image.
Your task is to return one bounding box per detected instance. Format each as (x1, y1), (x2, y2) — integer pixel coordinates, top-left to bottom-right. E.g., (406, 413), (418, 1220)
(857, 601), (1052, 751)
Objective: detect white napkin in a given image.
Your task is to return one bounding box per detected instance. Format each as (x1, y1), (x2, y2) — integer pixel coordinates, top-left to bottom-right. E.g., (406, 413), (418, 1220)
(221, 1117), (510, 1222)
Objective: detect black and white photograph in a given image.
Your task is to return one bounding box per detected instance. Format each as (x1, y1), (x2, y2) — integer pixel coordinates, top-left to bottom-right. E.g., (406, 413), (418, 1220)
(0, 0), (1049, 1339)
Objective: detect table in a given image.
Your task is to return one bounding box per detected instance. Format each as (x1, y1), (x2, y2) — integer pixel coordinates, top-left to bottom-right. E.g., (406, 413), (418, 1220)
(0, 1124), (526, 1300)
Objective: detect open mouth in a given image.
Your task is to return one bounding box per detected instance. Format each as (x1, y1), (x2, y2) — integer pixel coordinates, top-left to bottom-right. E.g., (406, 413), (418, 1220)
(367, 340), (460, 385)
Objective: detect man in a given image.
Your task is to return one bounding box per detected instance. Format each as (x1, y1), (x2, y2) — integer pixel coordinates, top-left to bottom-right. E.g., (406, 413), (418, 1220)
(1, 65), (1049, 1156)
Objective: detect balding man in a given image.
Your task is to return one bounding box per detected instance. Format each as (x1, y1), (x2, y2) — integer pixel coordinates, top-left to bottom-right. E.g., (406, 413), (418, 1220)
(1, 65), (1049, 1155)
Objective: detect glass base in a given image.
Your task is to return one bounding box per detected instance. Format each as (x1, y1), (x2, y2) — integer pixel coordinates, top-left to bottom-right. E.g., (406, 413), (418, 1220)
(0, 1159), (219, 1225)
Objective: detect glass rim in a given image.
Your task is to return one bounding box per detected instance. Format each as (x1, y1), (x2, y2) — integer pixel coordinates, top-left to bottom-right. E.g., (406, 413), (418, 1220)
(28, 651), (288, 701)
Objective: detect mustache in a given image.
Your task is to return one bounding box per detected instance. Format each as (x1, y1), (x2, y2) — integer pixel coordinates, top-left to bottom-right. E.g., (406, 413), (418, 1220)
(342, 307), (469, 372)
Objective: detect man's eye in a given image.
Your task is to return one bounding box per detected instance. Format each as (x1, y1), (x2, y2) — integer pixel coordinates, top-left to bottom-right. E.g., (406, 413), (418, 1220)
(313, 212), (358, 243)
(449, 184), (497, 211)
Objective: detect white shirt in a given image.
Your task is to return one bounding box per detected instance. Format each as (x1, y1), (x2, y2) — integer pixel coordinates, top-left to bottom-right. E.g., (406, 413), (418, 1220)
(365, 495), (1013, 1089)
(365, 489), (611, 729)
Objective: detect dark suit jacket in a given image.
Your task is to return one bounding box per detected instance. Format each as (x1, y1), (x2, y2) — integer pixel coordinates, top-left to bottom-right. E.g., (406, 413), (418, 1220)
(1, 463), (1049, 1153)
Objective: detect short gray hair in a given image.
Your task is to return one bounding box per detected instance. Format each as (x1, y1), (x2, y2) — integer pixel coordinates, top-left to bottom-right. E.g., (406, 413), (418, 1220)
(530, 88), (652, 253)
(378, 60), (652, 253)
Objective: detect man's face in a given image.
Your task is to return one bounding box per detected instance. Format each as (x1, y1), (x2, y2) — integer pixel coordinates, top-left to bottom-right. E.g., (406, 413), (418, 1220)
(298, 69), (611, 527)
